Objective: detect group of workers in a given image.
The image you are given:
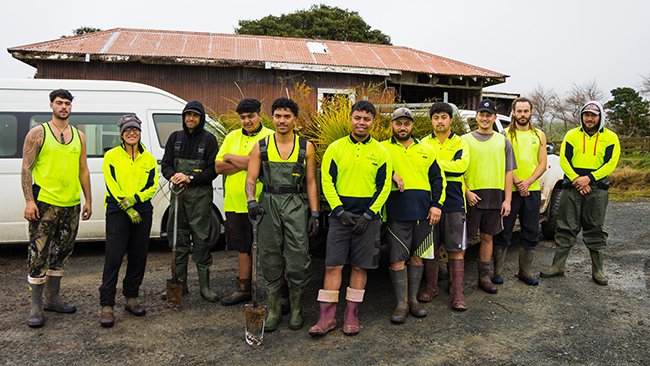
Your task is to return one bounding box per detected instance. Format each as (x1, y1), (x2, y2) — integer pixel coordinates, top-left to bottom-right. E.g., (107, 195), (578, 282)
(22, 88), (620, 335)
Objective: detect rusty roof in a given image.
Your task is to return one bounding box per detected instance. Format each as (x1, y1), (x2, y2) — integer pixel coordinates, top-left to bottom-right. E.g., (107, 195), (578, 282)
(9, 28), (506, 78)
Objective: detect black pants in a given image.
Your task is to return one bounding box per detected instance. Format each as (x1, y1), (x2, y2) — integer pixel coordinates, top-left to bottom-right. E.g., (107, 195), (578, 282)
(494, 191), (541, 248)
(99, 212), (152, 307)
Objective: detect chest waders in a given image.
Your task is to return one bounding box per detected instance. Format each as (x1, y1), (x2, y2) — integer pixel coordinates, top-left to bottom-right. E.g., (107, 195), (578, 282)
(257, 136), (310, 331)
(166, 135), (219, 302)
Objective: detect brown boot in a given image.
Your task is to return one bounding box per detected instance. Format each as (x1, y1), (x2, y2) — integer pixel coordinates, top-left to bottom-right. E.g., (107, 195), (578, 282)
(220, 277), (252, 306)
(417, 257), (439, 302)
(478, 260), (498, 294)
(408, 265), (426, 318)
(518, 247), (539, 285)
(100, 306), (114, 328)
(492, 246), (507, 284)
(389, 268), (408, 324)
(449, 259), (467, 311)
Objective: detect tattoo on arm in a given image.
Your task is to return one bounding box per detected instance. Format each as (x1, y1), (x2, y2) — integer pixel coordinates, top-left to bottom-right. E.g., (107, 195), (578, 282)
(245, 181), (257, 201)
(21, 128), (43, 202)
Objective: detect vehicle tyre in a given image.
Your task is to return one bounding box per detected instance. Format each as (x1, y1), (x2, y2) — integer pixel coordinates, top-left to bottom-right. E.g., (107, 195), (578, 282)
(541, 187), (563, 240)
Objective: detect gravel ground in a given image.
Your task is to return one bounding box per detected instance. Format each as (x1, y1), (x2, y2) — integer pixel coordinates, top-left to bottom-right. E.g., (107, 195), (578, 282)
(1, 200), (649, 365)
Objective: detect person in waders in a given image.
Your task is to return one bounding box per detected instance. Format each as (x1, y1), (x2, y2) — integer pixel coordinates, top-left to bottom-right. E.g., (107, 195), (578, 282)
(245, 98), (319, 331)
(160, 100), (219, 302)
(462, 99), (516, 295)
(493, 98), (547, 286)
(309, 101), (392, 337)
(21, 89), (92, 328)
(98, 115), (157, 327)
(215, 98), (274, 307)
(420, 102), (471, 311)
(540, 101), (620, 285)
(381, 107), (445, 324)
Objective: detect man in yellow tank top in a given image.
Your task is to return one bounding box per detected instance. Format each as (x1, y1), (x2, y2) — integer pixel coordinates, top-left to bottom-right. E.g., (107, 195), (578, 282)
(493, 98), (547, 286)
(246, 98), (319, 332)
(21, 89), (92, 328)
(462, 99), (516, 294)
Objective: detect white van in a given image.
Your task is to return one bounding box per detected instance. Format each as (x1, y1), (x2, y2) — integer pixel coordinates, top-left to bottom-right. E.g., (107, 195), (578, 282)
(0, 79), (225, 245)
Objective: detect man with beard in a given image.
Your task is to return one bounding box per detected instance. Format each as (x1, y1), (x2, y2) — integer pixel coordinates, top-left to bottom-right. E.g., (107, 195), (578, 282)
(421, 102), (471, 310)
(462, 99), (516, 294)
(541, 101), (620, 285)
(245, 98), (319, 331)
(309, 100), (392, 336)
(381, 107), (445, 324)
(22, 89), (92, 327)
(493, 98), (547, 286)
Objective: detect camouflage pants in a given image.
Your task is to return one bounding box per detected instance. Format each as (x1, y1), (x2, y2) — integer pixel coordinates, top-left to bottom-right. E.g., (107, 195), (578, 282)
(28, 201), (80, 284)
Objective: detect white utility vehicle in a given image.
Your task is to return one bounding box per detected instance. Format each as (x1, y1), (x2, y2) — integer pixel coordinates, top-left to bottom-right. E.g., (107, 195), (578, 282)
(0, 79), (225, 245)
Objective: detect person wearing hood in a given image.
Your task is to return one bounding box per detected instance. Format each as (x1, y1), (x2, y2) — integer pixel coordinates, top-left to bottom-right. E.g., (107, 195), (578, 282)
(99, 115), (158, 327)
(160, 100), (220, 301)
(540, 101), (620, 285)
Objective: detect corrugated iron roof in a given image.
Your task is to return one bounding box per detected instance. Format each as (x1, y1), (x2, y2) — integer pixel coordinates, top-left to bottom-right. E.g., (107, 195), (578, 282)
(9, 28), (506, 78)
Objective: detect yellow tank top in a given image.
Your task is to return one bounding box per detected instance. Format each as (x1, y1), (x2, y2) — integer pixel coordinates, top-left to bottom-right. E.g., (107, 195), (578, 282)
(463, 132), (506, 191)
(266, 134), (299, 163)
(32, 123), (82, 207)
(510, 129), (541, 191)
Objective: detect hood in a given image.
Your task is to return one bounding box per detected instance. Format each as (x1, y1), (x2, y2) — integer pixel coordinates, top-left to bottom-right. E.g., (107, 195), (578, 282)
(182, 99), (206, 134)
(580, 100), (605, 133)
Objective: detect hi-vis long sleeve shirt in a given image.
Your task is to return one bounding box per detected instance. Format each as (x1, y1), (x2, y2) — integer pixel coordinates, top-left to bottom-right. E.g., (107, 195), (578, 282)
(321, 134), (392, 219)
(103, 141), (158, 216)
(560, 127), (620, 182)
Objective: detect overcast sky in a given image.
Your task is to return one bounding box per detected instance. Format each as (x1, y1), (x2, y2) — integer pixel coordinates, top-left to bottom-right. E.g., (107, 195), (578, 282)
(2, 0), (648, 101)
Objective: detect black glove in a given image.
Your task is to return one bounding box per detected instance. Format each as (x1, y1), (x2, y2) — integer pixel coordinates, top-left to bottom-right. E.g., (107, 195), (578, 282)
(308, 211), (319, 237)
(247, 200), (265, 217)
(351, 213), (372, 235)
(337, 210), (359, 226)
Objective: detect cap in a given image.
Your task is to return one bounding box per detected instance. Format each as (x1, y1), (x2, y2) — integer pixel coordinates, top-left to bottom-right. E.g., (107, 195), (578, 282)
(117, 114), (142, 134)
(183, 108), (202, 115)
(476, 99), (497, 114)
(583, 103), (600, 115)
(391, 107), (414, 121)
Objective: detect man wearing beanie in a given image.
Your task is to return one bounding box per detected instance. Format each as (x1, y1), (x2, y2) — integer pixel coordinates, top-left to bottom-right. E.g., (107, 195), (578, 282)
(161, 100), (220, 302)
(541, 101), (620, 285)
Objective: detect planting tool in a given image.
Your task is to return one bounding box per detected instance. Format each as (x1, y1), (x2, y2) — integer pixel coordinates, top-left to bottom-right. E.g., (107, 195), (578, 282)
(245, 210), (266, 345)
(166, 183), (185, 309)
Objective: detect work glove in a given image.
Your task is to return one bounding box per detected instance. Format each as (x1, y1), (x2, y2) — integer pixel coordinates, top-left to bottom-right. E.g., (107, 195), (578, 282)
(308, 211), (320, 237)
(117, 195), (138, 211)
(247, 200), (265, 218)
(351, 213), (373, 235)
(337, 210), (360, 226)
(125, 207), (142, 224)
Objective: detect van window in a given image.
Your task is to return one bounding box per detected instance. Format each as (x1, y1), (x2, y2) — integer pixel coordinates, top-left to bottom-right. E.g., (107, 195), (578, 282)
(29, 113), (128, 157)
(153, 113), (182, 148)
(0, 114), (18, 157)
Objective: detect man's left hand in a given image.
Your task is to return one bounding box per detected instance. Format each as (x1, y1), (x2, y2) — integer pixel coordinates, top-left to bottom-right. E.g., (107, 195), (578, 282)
(308, 214), (319, 237)
(351, 213), (372, 235)
(171, 172), (190, 185)
(500, 200), (511, 217)
(427, 207), (442, 226)
(82, 202), (92, 221)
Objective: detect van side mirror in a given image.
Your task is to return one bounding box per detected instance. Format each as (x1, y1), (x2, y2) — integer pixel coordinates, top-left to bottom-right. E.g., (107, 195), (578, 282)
(546, 142), (556, 155)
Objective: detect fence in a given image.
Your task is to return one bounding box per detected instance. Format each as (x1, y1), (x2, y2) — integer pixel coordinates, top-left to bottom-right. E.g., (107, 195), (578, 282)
(551, 136), (650, 155)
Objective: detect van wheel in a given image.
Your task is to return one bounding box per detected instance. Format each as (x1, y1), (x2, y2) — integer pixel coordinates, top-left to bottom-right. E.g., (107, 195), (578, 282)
(541, 188), (563, 240)
(209, 208), (223, 250)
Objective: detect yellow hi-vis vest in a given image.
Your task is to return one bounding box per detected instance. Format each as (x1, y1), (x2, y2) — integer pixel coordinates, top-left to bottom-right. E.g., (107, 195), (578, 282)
(32, 123), (82, 207)
(463, 132), (506, 192)
(509, 129), (541, 192)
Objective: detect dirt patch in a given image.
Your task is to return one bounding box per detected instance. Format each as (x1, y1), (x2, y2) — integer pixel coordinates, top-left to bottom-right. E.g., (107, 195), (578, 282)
(1, 201), (649, 365)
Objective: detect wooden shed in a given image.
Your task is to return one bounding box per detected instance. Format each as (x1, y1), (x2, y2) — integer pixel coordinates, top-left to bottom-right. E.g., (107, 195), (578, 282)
(9, 28), (508, 115)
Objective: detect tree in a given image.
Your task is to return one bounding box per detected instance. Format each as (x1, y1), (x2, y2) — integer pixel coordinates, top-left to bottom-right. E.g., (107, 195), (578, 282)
(551, 80), (604, 132)
(528, 84), (559, 132)
(605, 87), (650, 137)
(640, 75), (650, 97)
(235, 5), (391, 45)
(61, 27), (102, 38)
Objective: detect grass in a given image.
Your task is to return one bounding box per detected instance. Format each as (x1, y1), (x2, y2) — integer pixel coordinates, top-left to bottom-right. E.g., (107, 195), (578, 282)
(609, 166), (650, 201)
